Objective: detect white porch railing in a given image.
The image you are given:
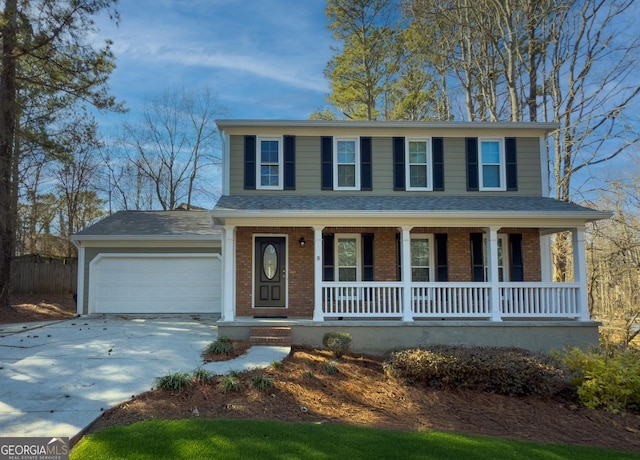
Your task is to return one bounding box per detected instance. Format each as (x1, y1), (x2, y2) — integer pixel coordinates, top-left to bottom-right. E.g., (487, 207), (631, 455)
(322, 282), (403, 318)
(500, 282), (580, 318)
(412, 283), (491, 318)
(320, 282), (583, 320)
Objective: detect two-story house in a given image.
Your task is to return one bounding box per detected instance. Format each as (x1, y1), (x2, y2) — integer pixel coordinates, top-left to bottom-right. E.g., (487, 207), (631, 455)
(212, 120), (609, 352)
(71, 119), (610, 353)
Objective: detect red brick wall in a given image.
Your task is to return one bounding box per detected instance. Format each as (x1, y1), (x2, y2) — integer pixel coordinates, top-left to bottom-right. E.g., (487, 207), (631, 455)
(233, 226), (542, 318)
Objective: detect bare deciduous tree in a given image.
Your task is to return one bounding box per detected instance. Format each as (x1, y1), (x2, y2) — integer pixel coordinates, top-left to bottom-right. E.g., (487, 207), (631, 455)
(119, 88), (223, 210)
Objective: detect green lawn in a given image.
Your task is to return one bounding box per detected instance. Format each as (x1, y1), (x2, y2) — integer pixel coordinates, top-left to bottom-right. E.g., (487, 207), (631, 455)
(71, 419), (639, 460)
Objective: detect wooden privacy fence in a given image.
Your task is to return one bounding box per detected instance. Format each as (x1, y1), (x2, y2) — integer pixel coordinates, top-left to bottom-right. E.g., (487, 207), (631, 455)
(11, 255), (77, 294)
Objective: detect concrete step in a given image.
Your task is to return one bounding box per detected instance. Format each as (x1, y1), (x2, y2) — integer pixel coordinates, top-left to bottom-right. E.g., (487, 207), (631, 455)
(249, 327), (292, 346)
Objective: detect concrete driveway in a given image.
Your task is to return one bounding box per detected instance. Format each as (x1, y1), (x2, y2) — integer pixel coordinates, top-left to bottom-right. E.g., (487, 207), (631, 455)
(0, 315), (218, 439)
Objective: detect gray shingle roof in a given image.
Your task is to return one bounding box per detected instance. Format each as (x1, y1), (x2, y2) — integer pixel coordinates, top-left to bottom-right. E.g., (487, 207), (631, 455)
(213, 195), (609, 219)
(72, 210), (218, 238)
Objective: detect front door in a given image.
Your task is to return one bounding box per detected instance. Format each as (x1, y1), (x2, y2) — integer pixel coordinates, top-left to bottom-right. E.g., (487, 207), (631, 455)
(254, 237), (286, 308)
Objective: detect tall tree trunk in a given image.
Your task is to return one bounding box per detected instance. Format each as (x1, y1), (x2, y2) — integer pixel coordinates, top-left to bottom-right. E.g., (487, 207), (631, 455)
(0, 0), (18, 308)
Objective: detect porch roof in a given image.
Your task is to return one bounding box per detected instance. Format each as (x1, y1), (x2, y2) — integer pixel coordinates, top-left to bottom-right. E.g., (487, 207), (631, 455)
(212, 195), (610, 223)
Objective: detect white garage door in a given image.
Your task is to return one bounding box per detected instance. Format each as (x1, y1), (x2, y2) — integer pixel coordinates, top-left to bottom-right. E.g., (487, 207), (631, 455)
(90, 254), (222, 314)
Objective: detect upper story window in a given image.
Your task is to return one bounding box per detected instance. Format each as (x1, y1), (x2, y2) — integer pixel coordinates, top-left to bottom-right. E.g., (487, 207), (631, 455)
(479, 139), (506, 191)
(411, 234), (434, 282)
(334, 137), (360, 190)
(406, 138), (432, 191)
(257, 136), (283, 190)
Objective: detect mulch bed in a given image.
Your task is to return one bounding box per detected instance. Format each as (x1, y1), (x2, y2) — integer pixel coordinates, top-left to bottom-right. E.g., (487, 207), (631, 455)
(87, 346), (640, 453)
(2, 294), (76, 324)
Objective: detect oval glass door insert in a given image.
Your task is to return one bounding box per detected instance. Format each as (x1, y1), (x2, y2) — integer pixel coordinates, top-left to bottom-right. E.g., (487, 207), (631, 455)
(263, 244), (278, 280)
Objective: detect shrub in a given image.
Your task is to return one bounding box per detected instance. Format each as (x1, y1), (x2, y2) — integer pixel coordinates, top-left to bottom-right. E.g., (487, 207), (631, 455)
(322, 332), (352, 358)
(153, 372), (193, 392)
(384, 345), (564, 397)
(206, 337), (234, 355)
(324, 361), (340, 375)
(220, 375), (241, 393)
(270, 360), (283, 369)
(252, 374), (275, 391)
(555, 347), (640, 413)
(192, 368), (215, 385)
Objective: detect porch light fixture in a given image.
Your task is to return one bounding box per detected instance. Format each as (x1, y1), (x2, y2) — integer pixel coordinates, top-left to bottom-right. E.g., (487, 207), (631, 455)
(298, 237), (305, 248)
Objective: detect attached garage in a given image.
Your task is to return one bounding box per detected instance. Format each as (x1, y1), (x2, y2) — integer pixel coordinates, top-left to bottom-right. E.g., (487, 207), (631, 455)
(71, 210), (222, 316)
(90, 254), (221, 314)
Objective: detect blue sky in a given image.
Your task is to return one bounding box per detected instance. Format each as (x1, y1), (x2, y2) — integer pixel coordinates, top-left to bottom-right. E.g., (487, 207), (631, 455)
(94, 0), (334, 129)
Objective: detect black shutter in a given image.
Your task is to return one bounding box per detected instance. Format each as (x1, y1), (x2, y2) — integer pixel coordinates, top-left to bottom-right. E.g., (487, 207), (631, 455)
(435, 233), (448, 281)
(510, 233), (524, 281)
(466, 137), (479, 191)
(360, 137), (372, 191)
(283, 135), (295, 190)
(505, 137), (517, 191)
(244, 135), (256, 190)
(470, 232), (484, 281)
(396, 232), (402, 281)
(321, 136), (333, 190)
(393, 137), (405, 191)
(432, 137), (444, 191)
(322, 234), (334, 281)
(362, 233), (374, 281)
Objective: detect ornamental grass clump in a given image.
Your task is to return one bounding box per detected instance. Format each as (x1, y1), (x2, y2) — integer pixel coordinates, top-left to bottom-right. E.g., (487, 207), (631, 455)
(206, 337), (235, 355)
(384, 345), (565, 397)
(322, 332), (352, 358)
(153, 371), (193, 392)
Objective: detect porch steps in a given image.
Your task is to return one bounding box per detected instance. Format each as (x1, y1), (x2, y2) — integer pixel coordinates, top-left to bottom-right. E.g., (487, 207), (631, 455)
(249, 327), (292, 346)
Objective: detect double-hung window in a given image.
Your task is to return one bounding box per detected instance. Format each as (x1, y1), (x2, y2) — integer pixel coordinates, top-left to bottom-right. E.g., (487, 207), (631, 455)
(406, 138), (432, 190)
(410, 234), (434, 282)
(335, 234), (360, 281)
(479, 138), (506, 190)
(257, 136), (283, 189)
(334, 138), (360, 190)
(483, 234), (509, 281)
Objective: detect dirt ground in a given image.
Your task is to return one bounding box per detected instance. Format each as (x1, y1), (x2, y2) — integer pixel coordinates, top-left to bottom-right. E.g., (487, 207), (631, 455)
(3, 299), (640, 452)
(2, 294), (76, 324)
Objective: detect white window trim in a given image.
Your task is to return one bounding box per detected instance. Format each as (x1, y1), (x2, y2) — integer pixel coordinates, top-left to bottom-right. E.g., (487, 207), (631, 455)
(410, 233), (435, 282)
(256, 135), (283, 190)
(479, 138), (506, 191)
(335, 233), (361, 281)
(405, 138), (433, 191)
(483, 234), (509, 282)
(333, 137), (360, 190)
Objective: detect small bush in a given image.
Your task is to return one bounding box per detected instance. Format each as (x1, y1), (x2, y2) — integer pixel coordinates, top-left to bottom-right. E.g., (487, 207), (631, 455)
(384, 345), (564, 397)
(302, 370), (315, 380)
(555, 347), (640, 413)
(220, 375), (241, 393)
(270, 360), (283, 369)
(153, 372), (193, 392)
(207, 337), (234, 355)
(324, 361), (340, 375)
(252, 374), (275, 391)
(192, 368), (215, 385)
(322, 332), (352, 358)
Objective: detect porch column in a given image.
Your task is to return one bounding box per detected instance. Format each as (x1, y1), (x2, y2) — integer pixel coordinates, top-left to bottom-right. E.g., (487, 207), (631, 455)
(313, 226), (324, 321)
(400, 226), (414, 322)
(222, 225), (236, 322)
(486, 226), (502, 321)
(572, 227), (590, 321)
